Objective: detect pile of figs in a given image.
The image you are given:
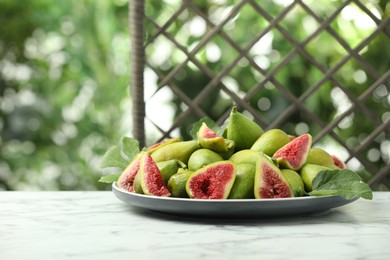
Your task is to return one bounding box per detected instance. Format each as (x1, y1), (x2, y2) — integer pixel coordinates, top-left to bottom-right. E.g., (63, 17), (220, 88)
(117, 107), (346, 199)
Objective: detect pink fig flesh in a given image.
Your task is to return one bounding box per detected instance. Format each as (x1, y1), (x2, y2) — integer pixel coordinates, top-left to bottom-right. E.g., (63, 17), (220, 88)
(273, 133), (312, 170)
(332, 155), (346, 169)
(117, 154), (141, 192)
(140, 153), (171, 197)
(197, 123), (227, 153)
(202, 124), (217, 138)
(257, 163), (292, 199)
(186, 162), (236, 199)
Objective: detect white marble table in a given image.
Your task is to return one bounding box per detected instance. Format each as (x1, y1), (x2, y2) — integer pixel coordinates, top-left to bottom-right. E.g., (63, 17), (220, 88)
(1, 192), (389, 260)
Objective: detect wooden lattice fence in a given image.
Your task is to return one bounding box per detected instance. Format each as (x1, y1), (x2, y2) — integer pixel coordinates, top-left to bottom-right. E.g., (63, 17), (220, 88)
(129, 0), (390, 189)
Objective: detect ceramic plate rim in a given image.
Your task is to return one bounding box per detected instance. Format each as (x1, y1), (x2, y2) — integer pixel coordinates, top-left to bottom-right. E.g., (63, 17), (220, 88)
(112, 182), (358, 218)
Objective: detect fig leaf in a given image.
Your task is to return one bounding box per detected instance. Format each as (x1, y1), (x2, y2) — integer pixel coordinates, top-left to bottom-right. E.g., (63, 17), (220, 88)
(121, 136), (140, 161)
(98, 173), (120, 183)
(309, 169), (373, 200)
(99, 146), (129, 170)
(100, 137), (140, 170)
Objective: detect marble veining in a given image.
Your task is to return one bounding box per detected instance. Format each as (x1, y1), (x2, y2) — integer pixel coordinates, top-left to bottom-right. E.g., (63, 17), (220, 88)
(0, 192), (389, 260)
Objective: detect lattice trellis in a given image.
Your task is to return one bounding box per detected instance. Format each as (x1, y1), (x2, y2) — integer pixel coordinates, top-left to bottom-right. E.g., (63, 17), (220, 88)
(129, 0), (390, 189)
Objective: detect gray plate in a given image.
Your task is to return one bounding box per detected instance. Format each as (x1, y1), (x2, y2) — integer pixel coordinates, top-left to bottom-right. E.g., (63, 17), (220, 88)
(112, 182), (358, 218)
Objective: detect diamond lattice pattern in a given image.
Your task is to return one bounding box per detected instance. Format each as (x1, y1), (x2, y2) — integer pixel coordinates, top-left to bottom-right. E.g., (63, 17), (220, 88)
(138, 0), (390, 189)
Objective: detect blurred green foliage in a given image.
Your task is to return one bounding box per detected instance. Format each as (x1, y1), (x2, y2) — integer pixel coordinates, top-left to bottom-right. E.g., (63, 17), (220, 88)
(1, 0), (389, 190)
(0, 0), (131, 190)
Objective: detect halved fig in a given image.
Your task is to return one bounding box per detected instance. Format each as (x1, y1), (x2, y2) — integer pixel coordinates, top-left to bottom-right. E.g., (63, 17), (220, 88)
(139, 153), (171, 197)
(186, 161), (236, 199)
(254, 153), (293, 199)
(197, 122), (228, 153)
(117, 152), (143, 192)
(331, 155), (347, 169)
(273, 133), (312, 171)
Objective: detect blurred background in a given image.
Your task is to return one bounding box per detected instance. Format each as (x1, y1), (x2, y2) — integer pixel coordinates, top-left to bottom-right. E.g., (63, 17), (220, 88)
(1, 0), (389, 191)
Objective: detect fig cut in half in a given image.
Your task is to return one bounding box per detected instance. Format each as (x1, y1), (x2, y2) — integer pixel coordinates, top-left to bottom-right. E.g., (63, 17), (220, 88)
(186, 161), (237, 199)
(273, 133), (312, 171)
(139, 153), (171, 197)
(117, 152), (142, 192)
(254, 153), (293, 199)
(197, 122), (228, 153)
(331, 155), (346, 169)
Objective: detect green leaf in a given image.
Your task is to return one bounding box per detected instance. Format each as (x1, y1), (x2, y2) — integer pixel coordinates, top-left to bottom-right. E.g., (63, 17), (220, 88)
(98, 173), (120, 183)
(189, 117), (218, 140)
(309, 169), (373, 200)
(99, 146), (129, 170)
(121, 136), (140, 161)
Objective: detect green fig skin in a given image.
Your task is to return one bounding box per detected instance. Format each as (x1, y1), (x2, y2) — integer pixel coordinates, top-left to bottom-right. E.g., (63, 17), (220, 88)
(188, 149), (224, 171)
(250, 129), (290, 156)
(146, 137), (181, 153)
(217, 139), (235, 159)
(222, 127), (228, 138)
(133, 171), (143, 194)
(131, 152), (148, 194)
(167, 169), (193, 198)
(281, 169), (306, 197)
(306, 148), (338, 169)
(228, 163), (256, 199)
(156, 160), (183, 185)
(227, 106), (264, 151)
(229, 150), (260, 166)
(300, 164), (332, 192)
(151, 140), (200, 164)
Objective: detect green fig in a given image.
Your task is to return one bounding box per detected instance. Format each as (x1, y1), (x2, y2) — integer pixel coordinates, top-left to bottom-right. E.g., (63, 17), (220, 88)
(186, 161), (237, 199)
(300, 164), (331, 192)
(188, 148), (224, 171)
(146, 137), (181, 153)
(157, 159), (186, 184)
(281, 169), (306, 197)
(227, 106), (264, 151)
(151, 140), (200, 164)
(217, 139), (235, 159)
(250, 129), (290, 156)
(254, 153), (293, 198)
(197, 122), (228, 153)
(229, 149), (260, 166)
(306, 148), (338, 169)
(273, 133), (312, 171)
(167, 169), (193, 198)
(228, 163), (256, 199)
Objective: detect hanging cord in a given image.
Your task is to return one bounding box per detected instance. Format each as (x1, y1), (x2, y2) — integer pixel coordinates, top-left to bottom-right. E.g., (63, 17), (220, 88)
(129, 0), (146, 147)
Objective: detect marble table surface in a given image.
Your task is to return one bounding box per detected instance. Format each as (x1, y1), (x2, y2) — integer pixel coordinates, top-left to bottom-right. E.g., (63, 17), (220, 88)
(1, 191), (389, 260)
